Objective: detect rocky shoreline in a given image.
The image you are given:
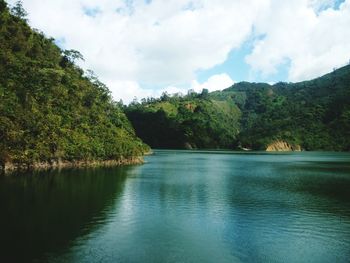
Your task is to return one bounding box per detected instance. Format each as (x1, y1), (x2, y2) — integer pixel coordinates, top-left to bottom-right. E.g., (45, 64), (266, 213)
(0, 157), (144, 175)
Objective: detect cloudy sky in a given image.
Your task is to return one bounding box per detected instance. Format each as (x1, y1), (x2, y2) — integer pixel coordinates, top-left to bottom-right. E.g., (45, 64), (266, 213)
(8, 0), (350, 103)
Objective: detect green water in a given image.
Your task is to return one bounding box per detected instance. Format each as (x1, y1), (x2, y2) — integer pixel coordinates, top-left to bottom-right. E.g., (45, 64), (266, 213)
(1, 151), (350, 262)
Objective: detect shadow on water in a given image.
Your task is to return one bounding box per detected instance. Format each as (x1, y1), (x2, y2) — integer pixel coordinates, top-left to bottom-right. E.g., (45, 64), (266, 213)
(0, 166), (132, 263)
(150, 151), (350, 214)
(220, 155), (350, 262)
(245, 158), (350, 202)
(223, 156), (350, 220)
(287, 160), (350, 198)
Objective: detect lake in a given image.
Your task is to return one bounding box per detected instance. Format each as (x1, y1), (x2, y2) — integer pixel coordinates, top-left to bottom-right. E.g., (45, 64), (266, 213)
(1, 150), (350, 263)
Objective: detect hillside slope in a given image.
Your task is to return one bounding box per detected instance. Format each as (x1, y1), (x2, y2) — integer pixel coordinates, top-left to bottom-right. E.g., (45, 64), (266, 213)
(219, 65), (350, 151)
(126, 95), (241, 149)
(0, 1), (149, 172)
(127, 65), (350, 151)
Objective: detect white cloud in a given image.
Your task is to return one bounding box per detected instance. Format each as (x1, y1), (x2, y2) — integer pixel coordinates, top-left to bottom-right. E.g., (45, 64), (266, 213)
(246, 0), (350, 81)
(106, 80), (152, 104)
(160, 73), (234, 101)
(6, 0), (259, 102)
(191, 74), (234, 93)
(5, 0), (350, 101)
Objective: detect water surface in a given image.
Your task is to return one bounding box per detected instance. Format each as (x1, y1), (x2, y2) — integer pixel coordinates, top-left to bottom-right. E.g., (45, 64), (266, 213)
(0, 151), (350, 262)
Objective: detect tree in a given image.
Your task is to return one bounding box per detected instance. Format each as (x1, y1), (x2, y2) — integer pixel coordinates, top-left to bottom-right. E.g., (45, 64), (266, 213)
(0, 3), (149, 171)
(187, 89), (196, 97)
(160, 91), (170, 101)
(0, 0), (6, 12)
(200, 88), (209, 99)
(63, 49), (85, 63)
(11, 1), (27, 20)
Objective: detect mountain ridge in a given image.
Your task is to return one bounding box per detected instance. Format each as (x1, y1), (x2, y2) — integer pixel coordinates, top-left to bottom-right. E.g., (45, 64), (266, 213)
(126, 64), (350, 151)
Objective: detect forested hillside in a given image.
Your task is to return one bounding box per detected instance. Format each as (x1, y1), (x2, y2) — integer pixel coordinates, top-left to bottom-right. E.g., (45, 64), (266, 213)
(1, 0), (348, 169)
(126, 93), (241, 149)
(126, 65), (350, 151)
(0, 1), (149, 172)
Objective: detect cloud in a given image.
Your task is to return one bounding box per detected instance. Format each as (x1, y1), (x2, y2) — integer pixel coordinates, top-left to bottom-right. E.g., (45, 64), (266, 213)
(106, 80), (152, 104)
(6, 0), (260, 102)
(11, 0), (256, 82)
(5, 0), (350, 101)
(191, 74), (234, 93)
(110, 73), (234, 104)
(246, 0), (350, 81)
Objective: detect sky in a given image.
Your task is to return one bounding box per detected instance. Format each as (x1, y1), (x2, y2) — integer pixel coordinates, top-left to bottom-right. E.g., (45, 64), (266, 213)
(7, 0), (350, 103)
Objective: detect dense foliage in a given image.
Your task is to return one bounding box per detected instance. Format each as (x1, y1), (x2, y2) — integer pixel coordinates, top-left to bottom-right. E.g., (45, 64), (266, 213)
(127, 65), (350, 151)
(0, 1), (148, 169)
(227, 66), (350, 151)
(125, 91), (241, 149)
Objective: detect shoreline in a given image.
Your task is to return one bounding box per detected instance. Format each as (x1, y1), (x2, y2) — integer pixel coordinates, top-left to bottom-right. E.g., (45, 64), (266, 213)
(0, 157), (144, 175)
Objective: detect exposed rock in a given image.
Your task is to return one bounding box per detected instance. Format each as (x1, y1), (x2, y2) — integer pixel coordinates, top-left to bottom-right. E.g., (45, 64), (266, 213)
(184, 103), (196, 112)
(266, 140), (301, 152)
(184, 142), (193, 150)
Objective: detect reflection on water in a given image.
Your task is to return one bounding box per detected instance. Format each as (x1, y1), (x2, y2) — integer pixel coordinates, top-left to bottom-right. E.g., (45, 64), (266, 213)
(0, 151), (350, 263)
(0, 167), (131, 262)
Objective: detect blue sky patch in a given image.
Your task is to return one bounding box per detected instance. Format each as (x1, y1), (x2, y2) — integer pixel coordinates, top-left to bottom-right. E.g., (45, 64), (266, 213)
(83, 6), (101, 18)
(196, 35), (290, 85)
(55, 37), (66, 49)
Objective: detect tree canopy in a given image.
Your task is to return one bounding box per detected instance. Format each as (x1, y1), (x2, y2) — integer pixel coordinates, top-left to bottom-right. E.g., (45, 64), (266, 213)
(126, 66), (350, 151)
(0, 0), (149, 170)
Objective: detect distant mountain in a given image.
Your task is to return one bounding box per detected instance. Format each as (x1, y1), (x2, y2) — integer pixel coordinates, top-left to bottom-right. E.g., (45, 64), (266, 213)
(126, 65), (350, 151)
(0, 1), (149, 173)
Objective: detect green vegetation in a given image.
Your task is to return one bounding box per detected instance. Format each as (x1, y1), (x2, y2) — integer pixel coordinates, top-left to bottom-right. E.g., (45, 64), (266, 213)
(125, 90), (241, 149)
(1, 0), (348, 166)
(0, 1), (149, 171)
(126, 66), (350, 151)
(228, 66), (350, 151)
